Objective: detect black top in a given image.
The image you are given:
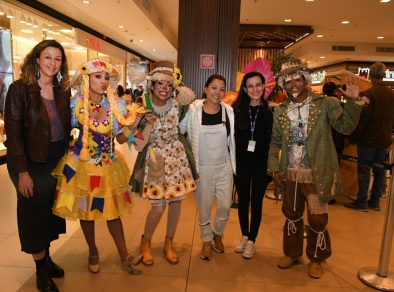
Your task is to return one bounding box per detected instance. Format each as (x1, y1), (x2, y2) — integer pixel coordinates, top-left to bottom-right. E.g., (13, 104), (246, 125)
(234, 102), (273, 166)
(202, 106), (230, 137)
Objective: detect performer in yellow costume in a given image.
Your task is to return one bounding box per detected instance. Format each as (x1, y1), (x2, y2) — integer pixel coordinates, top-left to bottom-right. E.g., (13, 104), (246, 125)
(52, 59), (144, 275)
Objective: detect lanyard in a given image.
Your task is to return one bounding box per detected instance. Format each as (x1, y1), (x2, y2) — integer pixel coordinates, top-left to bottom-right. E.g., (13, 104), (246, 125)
(249, 105), (260, 140)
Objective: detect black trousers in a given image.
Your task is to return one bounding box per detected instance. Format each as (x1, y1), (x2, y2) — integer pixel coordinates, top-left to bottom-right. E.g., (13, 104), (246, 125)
(234, 164), (269, 242)
(7, 140), (66, 254)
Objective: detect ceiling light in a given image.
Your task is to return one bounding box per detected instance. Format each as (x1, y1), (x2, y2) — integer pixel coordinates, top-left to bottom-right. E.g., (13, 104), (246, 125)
(60, 29), (72, 33)
(47, 24), (53, 27)
(32, 20), (39, 28)
(0, 4), (4, 15)
(341, 20), (350, 24)
(6, 9), (14, 19)
(305, 0), (314, 1)
(380, 0), (391, 3)
(82, 0), (90, 4)
(118, 25), (124, 29)
(377, 36), (385, 39)
(21, 29), (34, 34)
(284, 19), (292, 22)
(316, 34), (324, 38)
(320, 56), (326, 59)
(61, 42), (70, 46)
(19, 15), (26, 24)
(139, 39), (143, 42)
(153, 49), (156, 52)
(26, 17), (32, 26)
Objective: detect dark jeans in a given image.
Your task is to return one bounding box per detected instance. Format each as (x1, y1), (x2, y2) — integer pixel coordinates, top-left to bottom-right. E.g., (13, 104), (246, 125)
(234, 164), (268, 242)
(357, 145), (387, 204)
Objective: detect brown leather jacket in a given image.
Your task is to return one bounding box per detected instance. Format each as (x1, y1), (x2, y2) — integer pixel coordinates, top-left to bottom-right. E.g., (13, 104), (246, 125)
(4, 80), (71, 174)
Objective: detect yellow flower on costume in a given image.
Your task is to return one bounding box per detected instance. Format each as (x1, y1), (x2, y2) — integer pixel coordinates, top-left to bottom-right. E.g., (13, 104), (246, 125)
(173, 66), (182, 86)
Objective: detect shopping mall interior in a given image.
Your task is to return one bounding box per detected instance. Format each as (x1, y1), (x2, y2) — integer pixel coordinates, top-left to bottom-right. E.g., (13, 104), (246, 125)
(0, 0), (394, 291)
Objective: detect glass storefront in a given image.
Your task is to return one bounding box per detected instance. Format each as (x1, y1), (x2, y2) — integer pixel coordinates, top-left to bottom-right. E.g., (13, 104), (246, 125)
(0, 0), (146, 104)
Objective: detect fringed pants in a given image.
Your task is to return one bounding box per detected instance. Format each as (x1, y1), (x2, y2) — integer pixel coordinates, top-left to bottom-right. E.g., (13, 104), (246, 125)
(282, 177), (332, 262)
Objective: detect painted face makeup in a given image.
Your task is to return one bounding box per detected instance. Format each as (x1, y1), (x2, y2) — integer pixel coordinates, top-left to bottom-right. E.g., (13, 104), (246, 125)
(283, 73), (307, 98)
(152, 80), (174, 102)
(89, 71), (110, 97)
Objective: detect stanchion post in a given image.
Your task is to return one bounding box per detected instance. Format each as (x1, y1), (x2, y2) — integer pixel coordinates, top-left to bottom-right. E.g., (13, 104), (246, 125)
(358, 141), (394, 291)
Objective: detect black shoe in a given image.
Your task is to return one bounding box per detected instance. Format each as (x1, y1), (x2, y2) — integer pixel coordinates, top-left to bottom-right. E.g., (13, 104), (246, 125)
(36, 272), (59, 292)
(368, 200), (381, 211)
(344, 201), (368, 212)
(47, 257), (64, 278)
(328, 199), (336, 205)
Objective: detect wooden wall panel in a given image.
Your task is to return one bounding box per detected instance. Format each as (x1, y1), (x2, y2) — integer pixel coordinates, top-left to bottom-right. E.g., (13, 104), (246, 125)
(178, 0), (240, 97)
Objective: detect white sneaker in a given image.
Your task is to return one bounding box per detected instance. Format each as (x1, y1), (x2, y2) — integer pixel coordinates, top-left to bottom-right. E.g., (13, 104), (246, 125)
(242, 240), (255, 259)
(234, 236), (248, 253)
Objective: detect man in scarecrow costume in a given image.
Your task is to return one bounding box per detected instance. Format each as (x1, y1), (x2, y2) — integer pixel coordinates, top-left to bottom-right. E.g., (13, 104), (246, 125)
(268, 59), (366, 278)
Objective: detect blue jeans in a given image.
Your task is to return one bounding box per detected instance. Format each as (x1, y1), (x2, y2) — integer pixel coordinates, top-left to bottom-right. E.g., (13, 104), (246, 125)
(357, 145), (387, 204)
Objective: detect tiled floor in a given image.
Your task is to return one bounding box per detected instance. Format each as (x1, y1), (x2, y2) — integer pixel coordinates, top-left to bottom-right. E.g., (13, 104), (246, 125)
(0, 147), (392, 291)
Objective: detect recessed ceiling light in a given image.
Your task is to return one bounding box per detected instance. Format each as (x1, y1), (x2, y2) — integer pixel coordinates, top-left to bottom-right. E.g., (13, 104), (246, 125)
(306, 60), (311, 63)
(118, 25), (124, 29)
(316, 34), (324, 38)
(47, 24), (53, 27)
(377, 36), (385, 39)
(305, 0), (314, 2)
(153, 49), (156, 52)
(380, 0), (391, 3)
(60, 29), (72, 33)
(320, 56), (326, 59)
(284, 19), (292, 22)
(139, 39), (143, 42)
(82, 0), (90, 4)
(341, 20), (350, 24)
(21, 29), (34, 33)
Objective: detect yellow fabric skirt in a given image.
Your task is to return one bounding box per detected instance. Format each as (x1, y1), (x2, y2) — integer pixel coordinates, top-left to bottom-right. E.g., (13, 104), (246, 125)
(52, 150), (133, 220)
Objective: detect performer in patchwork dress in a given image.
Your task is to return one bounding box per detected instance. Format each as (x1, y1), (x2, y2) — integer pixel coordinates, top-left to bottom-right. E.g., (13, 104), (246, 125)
(52, 59), (143, 275)
(129, 61), (198, 266)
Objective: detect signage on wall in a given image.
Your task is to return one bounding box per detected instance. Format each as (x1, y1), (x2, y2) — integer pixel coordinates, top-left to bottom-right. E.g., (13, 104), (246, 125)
(311, 71), (326, 84)
(358, 67), (394, 81)
(86, 35), (103, 51)
(200, 54), (215, 70)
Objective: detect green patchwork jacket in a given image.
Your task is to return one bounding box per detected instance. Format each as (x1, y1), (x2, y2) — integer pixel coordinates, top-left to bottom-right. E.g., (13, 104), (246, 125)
(268, 93), (362, 202)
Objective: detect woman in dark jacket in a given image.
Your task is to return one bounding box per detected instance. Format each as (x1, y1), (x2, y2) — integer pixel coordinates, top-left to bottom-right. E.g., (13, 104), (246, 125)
(233, 71), (273, 259)
(4, 40), (71, 292)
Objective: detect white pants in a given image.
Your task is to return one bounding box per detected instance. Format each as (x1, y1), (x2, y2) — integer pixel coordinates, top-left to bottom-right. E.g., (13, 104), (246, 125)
(195, 159), (233, 242)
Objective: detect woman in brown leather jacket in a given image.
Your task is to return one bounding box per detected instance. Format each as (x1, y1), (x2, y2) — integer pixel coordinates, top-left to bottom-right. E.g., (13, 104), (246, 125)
(4, 40), (71, 292)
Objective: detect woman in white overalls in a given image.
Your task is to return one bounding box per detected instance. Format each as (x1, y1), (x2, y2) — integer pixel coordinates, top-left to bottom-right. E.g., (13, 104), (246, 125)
(179, 74), (236, 260)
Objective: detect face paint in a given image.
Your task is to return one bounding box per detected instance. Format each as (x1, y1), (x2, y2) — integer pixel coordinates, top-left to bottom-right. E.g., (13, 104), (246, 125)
(284, 72), (307, 99)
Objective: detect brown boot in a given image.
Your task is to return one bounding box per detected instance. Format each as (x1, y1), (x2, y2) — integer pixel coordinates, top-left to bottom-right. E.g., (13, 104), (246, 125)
(308, 261), (324, 279)
(163, 237), (179, 264)
(140, 235), (153, 266)
(277, 256), (299, 269)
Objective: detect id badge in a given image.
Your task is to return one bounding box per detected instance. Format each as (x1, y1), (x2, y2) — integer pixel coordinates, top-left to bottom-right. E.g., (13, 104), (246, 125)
(247, 140), (256, 152)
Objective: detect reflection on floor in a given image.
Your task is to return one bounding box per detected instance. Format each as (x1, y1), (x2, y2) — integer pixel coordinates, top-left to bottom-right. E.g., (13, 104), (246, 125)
(0, 147), (392, 291)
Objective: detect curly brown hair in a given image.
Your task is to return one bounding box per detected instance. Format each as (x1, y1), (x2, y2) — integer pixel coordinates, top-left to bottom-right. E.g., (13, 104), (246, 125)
(20, 39), (69, 88)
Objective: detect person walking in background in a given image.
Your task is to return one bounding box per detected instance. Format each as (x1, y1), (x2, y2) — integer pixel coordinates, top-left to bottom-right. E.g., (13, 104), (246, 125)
(5, 40), (71, 292)
(52, 59), (143, 275)
(129, 61), (197, 266)
(268, 59), (365, 279)
(179, 74), (236, 261)
(133, 85), (144, 101)
(232, 72), (273, 259)
(344, 62), (394, 212)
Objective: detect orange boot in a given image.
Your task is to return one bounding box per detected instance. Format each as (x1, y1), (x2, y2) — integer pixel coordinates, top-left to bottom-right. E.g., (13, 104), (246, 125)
(163, 237), (179, 264)
(140, 235), (153, 266)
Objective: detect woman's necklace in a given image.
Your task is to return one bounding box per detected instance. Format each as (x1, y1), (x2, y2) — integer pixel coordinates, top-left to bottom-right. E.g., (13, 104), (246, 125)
(152, 98), (172, 118)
